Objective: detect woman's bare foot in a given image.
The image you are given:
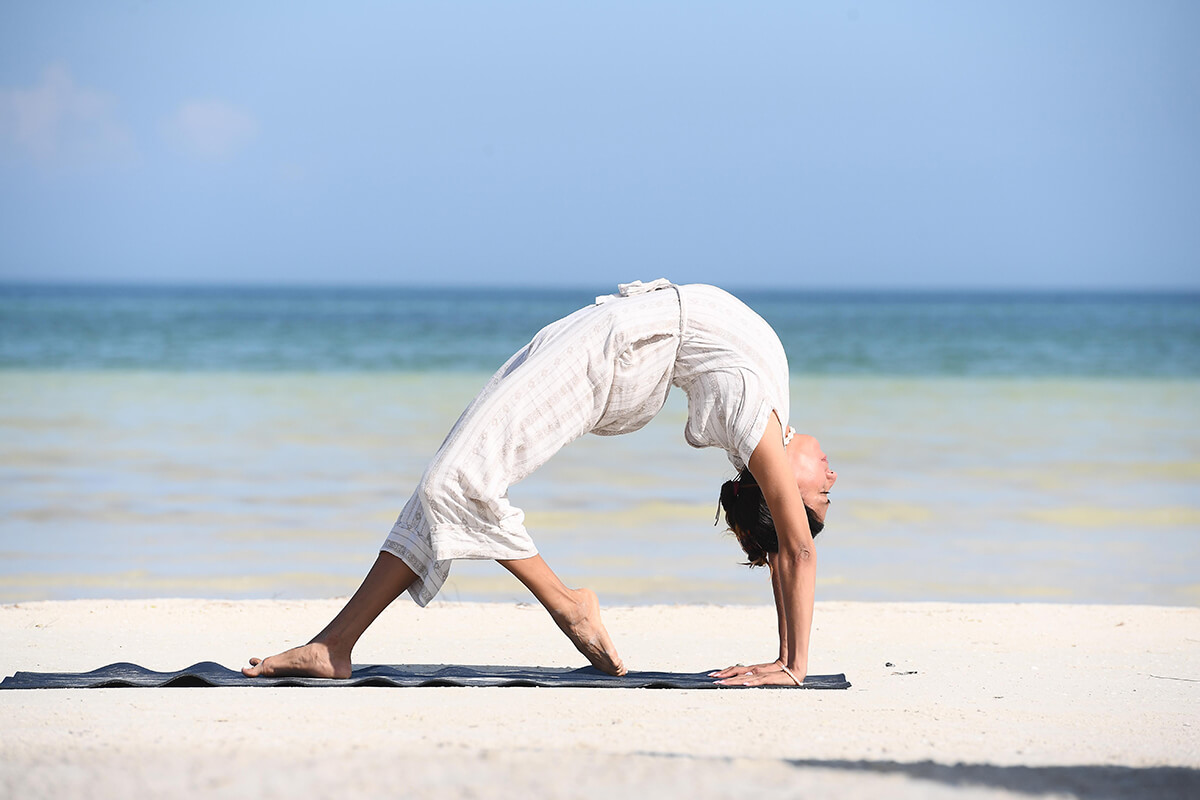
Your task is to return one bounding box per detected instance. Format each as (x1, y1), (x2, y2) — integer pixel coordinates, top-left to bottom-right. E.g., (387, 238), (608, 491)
(241, 640), (352, 679)
(551, 588), (626, 676)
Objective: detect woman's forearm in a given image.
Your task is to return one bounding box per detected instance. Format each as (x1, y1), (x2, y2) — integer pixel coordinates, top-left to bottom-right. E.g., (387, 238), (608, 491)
(769, 559), (788, 662)
(773, 542), (815, 673)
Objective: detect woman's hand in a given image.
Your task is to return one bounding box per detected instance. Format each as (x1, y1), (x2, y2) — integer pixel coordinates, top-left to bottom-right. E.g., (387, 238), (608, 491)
(708, 659), (780, 680)
(715, 667), (803, 687)
(708, 659), (802, 686)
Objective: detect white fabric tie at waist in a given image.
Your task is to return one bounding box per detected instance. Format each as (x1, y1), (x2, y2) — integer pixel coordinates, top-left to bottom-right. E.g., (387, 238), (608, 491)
(595, 278), (687, 361)
(594, 278), (674, 305)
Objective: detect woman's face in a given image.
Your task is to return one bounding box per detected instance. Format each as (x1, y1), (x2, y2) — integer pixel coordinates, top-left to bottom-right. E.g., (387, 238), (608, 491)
(786, 430), (837, 523)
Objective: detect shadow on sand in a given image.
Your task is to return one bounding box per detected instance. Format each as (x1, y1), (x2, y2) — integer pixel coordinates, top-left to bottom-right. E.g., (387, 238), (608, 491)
(784, 759), (1200, 799)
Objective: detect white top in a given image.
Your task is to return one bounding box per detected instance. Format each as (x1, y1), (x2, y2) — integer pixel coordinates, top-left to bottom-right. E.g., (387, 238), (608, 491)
(383, 280), (790, 606)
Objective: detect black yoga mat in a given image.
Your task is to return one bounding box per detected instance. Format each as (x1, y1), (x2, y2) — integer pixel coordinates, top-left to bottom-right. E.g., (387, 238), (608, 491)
(0, 662), (851, 690)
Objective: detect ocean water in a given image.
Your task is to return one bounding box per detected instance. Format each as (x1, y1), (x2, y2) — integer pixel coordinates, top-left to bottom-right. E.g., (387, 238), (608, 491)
(2, 284), (1198, 606)
(3, 284), (1197, 376)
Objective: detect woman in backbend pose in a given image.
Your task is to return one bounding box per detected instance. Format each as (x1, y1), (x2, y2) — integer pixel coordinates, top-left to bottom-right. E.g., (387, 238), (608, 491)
(244, 280), (837, 687)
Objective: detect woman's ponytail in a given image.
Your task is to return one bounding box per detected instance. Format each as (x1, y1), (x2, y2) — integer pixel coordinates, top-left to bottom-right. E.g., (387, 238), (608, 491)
(718, 469), (776, 567)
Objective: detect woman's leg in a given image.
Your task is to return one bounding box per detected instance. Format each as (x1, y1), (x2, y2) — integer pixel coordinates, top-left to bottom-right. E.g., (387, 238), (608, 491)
(243, 551), (418, 678)
(499, 554), (626, 676)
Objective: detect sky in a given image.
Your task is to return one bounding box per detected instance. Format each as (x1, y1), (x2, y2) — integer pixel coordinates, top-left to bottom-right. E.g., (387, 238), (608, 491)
(1, 1), (1197, 289)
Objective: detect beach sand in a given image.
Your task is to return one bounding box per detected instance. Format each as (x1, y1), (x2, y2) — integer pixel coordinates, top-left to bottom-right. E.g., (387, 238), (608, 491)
(2, 599), (1197, 799)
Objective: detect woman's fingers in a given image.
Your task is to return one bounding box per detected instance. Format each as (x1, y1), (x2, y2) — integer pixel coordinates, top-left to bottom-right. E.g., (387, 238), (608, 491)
(708, 664), (753, 678)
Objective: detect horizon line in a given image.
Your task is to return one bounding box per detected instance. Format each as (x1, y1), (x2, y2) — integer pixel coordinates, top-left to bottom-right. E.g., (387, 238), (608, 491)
(3, 278), (1200, 295)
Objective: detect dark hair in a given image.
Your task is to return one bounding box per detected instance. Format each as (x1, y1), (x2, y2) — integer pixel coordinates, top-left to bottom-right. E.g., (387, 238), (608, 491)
(718, 468), (824, 567)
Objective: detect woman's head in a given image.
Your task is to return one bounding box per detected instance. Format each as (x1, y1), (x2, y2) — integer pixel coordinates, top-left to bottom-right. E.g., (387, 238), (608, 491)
(719, 469), (825, 567)
(785, 431), (837, 521)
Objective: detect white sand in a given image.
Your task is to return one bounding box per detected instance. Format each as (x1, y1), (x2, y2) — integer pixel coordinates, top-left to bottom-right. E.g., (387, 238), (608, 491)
(2, 599), (1197, 799)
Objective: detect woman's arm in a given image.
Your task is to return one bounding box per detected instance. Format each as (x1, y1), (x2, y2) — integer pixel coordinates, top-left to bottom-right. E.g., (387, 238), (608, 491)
(769, 554), (789, 662)
(715, 413), (815, 686)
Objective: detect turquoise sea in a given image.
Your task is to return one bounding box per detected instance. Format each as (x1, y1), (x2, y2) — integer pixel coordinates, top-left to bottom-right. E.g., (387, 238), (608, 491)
(2, 284), (1198, 605)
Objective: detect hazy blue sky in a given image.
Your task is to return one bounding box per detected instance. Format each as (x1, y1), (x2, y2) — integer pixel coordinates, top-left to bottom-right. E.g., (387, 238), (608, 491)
(1, 1), (1196, 288)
